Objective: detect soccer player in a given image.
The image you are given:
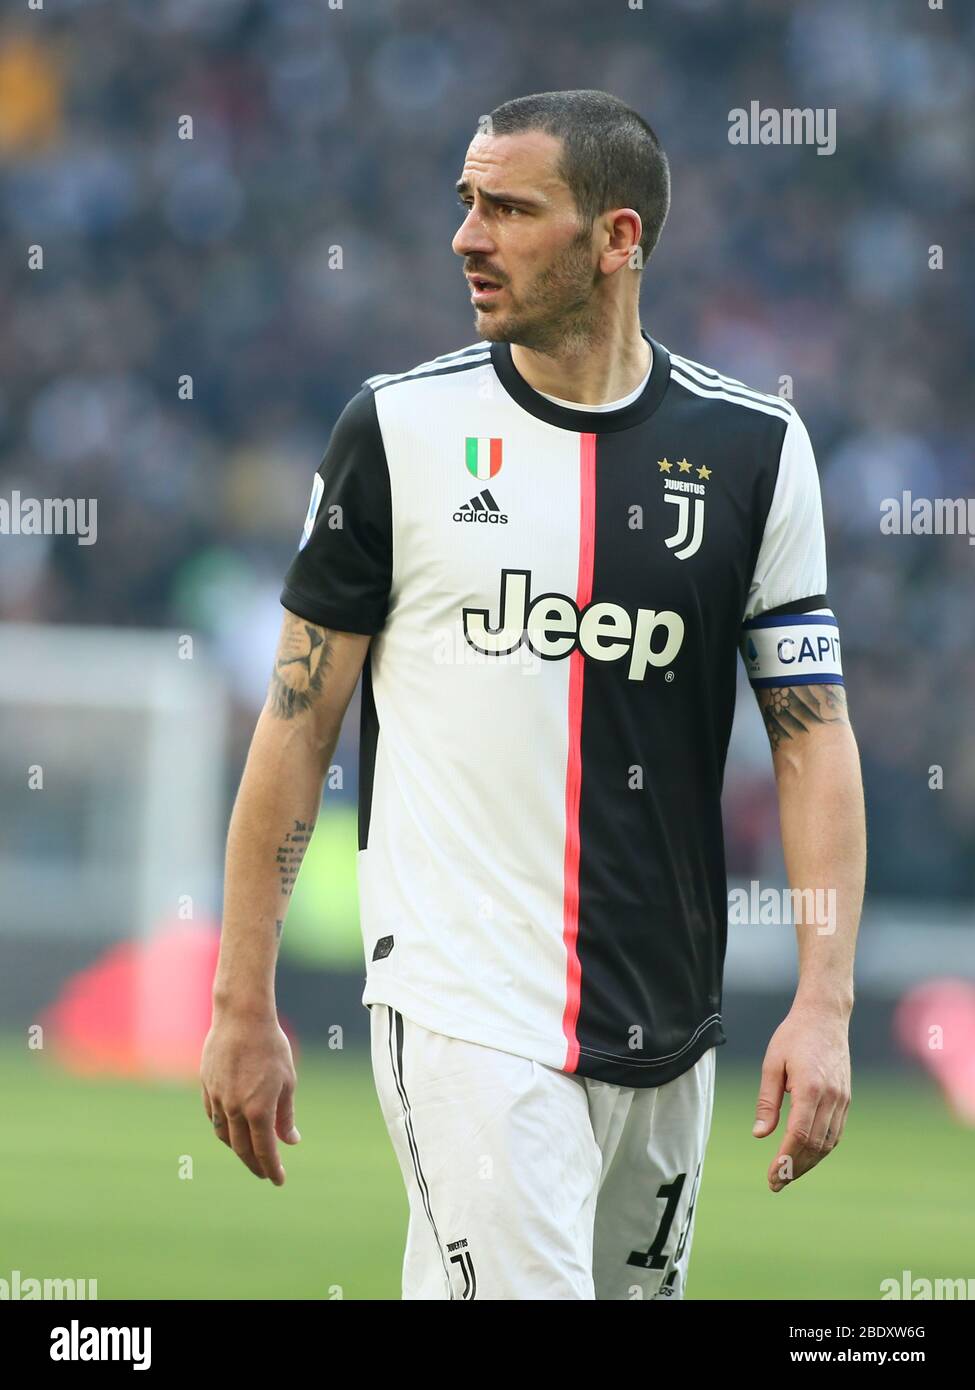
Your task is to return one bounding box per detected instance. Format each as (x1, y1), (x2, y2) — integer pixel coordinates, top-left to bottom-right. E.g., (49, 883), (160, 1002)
(201, 90), (865, 1300)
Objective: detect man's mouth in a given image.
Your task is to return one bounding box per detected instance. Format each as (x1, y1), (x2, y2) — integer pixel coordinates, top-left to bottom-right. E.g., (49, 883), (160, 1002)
(467, 274), (505, 303)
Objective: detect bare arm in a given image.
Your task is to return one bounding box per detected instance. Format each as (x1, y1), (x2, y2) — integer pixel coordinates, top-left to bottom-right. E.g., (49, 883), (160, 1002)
(214, 613), (369, 1016)
(201, 611), (370, 1184)
(751, 684), (866, 1191)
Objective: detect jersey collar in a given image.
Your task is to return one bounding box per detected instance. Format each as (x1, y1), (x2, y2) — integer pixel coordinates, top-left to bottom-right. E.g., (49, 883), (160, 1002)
(488, 328), (670, 434)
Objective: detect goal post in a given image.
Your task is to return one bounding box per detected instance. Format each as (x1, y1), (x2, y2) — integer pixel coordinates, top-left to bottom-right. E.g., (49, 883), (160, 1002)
(0, 622), (229, 1066)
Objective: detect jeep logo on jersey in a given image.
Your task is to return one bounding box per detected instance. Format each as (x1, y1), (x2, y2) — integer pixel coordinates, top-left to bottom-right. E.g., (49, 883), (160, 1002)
(463, 569), (685, 680)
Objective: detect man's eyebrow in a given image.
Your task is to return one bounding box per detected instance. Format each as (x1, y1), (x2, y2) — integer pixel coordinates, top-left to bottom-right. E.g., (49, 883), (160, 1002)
(455, 179), (545, 209)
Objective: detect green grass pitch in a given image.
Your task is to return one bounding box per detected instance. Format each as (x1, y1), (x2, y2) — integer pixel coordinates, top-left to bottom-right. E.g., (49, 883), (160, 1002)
(1, 1039), (970, 1300)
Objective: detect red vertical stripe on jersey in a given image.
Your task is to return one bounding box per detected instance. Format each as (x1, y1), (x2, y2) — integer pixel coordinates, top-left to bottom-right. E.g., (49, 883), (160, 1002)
(562, 432), (596, 1073)
(490, 436), (503, 476)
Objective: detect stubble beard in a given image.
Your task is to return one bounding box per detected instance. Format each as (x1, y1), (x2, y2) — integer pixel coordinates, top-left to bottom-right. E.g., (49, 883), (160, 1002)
(475, 228), (603, 357)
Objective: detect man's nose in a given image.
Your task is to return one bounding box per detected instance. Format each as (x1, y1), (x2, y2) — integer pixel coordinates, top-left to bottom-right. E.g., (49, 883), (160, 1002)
(452, 206), (495, 258)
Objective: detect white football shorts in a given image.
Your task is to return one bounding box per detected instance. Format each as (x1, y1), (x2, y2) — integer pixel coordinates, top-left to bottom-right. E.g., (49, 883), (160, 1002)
(368, 1002), (717, 1300)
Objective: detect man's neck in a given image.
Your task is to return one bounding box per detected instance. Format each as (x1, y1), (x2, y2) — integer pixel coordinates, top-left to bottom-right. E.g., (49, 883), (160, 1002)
(509, 318), (651, 406)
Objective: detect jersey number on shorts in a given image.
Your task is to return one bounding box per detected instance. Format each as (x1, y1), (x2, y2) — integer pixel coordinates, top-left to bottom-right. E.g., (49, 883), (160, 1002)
(626, 1162), (702, 1273)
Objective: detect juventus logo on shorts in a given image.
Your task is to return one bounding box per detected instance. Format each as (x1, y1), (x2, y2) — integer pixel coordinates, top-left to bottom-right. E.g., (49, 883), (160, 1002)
(663, 492), (705, 560)
(446, 1238), (477, 1300)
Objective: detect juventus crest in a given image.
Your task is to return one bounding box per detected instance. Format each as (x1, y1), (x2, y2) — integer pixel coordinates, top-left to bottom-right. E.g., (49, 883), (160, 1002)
(658, 457), (712, 561)
(663, 491), (704, 560)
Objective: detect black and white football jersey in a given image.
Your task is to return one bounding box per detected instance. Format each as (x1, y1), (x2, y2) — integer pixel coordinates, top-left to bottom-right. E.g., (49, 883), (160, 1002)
(281, 330), (842, 1086)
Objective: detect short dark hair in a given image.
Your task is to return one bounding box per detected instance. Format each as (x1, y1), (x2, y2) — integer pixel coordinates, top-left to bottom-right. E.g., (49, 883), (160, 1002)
(486, 89), (670, 265)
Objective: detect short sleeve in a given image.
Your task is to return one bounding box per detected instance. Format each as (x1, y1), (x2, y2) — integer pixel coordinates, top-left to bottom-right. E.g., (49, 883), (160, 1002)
(739, 408), (843, 687)
(743, 406), (827, 622)
(280, 386), (392, 635)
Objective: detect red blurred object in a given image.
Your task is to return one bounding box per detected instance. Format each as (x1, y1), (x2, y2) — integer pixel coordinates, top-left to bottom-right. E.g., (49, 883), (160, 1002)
(894, 979), (975, 1125)
(39, 920), (298, 1080)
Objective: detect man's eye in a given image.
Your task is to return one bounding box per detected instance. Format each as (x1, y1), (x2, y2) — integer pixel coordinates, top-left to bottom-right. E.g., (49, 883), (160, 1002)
(456, 198), (519, 216)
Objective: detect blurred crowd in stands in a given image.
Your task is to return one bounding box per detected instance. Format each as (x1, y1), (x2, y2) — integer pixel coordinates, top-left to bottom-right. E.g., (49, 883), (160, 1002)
(1, 0), (972, 897)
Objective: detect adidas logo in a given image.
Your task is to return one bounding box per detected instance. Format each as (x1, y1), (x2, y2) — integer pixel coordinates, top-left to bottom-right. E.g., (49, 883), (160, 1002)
(453, 488), (508, 524)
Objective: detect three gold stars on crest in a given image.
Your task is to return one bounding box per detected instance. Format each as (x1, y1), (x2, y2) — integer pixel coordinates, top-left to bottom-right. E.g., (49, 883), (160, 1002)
(658, 457), (712, 480)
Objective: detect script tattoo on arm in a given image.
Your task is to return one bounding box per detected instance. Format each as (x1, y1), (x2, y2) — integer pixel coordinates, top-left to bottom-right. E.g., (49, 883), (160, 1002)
(269, 614), (331, 719)
(275, 820), (316, 897)
(757, 684), (849, 754)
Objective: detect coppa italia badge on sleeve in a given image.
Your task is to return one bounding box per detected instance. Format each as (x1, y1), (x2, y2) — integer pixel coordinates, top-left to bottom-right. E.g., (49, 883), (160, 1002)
(658, 457), (712, 560)
(299, 473), (325, 550)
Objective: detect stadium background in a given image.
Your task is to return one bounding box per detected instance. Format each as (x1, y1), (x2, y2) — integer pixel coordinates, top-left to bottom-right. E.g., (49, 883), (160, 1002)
(1, 0), (973, 1300)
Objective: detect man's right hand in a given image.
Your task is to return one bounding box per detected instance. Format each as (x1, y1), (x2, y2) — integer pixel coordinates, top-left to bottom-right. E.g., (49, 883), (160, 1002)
(200, 1013), (300, 1186)
(201, 617), (369, 1187)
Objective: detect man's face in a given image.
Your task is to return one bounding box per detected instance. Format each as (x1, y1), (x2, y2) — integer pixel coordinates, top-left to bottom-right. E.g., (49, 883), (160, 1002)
(452, 130), (600, 352)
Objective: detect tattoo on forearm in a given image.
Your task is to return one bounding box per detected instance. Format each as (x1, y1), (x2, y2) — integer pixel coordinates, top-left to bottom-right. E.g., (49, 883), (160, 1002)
(269, 616), (331, 718)
(758, 684), (848, 753)
(275, 819), (315, 896)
